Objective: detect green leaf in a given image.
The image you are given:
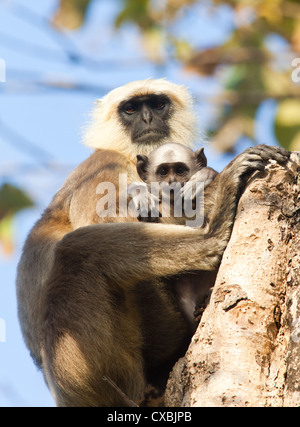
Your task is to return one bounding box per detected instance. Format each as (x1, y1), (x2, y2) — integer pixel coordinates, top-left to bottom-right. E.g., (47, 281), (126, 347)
(0, 184), (34, 256)
(275, 100), (300, 150)
(0, 183), (34, 220)
(0, 214), (14, 256)
(115, 0), (154, 31)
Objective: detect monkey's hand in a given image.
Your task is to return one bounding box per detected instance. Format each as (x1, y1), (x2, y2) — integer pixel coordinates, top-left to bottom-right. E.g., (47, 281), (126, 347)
(223, 144), (290, 189)
(191, 168), (218, 189)
(201, 144), (290, 239)
(209, 145), (290, 212)
(181, 167), (218, 202)
(127, 182), (160, 221)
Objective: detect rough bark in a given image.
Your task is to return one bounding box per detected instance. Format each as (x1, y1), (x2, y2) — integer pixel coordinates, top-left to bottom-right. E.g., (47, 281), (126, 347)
(165, 152), (300, 407)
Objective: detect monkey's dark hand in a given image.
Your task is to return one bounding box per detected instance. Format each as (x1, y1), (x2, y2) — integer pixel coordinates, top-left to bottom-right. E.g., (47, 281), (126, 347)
(243, 144), (289, 166)
(201, 144), (290, 241)
(222, 144), (290, 191)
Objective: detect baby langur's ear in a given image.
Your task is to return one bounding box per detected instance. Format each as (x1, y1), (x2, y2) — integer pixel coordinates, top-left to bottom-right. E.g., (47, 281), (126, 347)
(136, 154), (149, 182)
(194, 147), (207, 168)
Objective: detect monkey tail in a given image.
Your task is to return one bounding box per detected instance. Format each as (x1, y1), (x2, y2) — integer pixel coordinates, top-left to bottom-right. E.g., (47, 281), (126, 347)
(102, 376), (139, 407)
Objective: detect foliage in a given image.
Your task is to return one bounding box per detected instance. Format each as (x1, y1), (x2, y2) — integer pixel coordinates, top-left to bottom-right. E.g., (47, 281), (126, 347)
(52, 0), (91, 30)
(52, 0), (300, 152)
(0, 184), (33, 255)
(2, 0), (300, 256)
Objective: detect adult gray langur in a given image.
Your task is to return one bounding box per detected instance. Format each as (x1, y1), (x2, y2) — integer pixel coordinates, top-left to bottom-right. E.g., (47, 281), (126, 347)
(16, 78), (290, 407)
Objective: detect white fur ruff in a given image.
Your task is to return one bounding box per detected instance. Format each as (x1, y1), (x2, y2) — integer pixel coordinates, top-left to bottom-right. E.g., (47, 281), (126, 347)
(83, 79), (198, 161)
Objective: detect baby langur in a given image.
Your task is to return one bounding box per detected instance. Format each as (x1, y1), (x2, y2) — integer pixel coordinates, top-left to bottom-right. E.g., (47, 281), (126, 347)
(128, 142), (218, 224)
(128, 142), (219, 328)
(137, 142), (217, 187)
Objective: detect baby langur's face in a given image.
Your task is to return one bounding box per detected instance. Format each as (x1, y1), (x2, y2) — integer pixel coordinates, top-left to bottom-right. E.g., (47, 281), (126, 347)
(154, 161), (192, 184)
(136, 142), (207, 185)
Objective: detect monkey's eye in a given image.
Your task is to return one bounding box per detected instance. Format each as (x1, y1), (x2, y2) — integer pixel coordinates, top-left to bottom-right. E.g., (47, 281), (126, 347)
(175, 165), (189, 176)
(155, 102), (165, 110)
(158, 166), (168, 177)
(124, 104), (137, 115)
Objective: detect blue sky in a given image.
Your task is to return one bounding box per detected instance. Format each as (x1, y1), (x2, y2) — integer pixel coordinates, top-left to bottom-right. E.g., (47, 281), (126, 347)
(0, 0), (279, 407)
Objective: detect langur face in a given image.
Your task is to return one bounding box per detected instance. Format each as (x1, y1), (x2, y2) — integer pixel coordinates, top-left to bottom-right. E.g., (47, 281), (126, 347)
(83, 79), (198, 158)
(154, 162), (192, 185)
(136, 143), (199, 185)
(118, 94), (172, 145)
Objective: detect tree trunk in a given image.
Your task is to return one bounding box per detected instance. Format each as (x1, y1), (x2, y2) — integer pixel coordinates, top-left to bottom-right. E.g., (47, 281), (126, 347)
(165, 152), (300, 407)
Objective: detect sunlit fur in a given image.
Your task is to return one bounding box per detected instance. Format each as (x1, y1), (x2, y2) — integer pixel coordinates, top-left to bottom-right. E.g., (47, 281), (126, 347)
(83, 79), (198, 160)
(17, 72), (289, 407)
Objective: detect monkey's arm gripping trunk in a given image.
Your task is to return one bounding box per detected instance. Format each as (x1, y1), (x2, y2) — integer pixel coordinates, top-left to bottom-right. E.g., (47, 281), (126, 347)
(55, 222), (225, 287)
(165, 153), (300, 407)
(54, 145), (290, 288)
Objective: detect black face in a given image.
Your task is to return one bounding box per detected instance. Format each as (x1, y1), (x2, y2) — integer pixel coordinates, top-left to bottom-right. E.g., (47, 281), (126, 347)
(156, 162), (190, 184)
(118, 94), (172, 144)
